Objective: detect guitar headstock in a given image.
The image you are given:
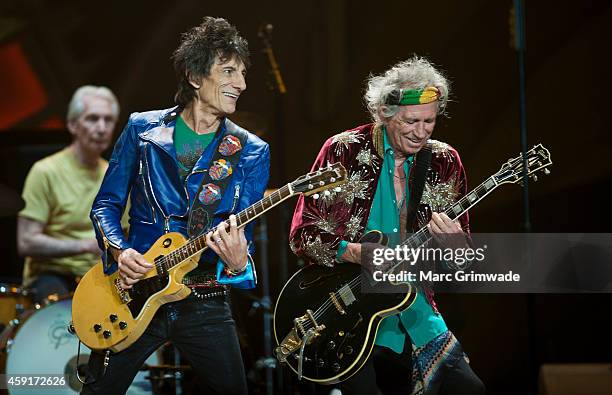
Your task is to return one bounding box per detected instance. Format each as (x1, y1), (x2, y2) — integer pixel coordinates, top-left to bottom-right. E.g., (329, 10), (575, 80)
(494, 144), (552, 185)
(291, 163), (348, 196)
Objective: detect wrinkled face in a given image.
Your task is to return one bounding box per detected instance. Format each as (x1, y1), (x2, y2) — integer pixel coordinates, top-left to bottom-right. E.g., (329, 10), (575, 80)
(196, 56), (247, 116)
(383, 101), (438, 157)
(68, 95), (117, 155)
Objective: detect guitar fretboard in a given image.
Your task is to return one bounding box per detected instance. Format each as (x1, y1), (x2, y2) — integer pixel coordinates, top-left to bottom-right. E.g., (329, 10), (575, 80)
(401, 176), (499, 250)
(158, 184), (294, 270)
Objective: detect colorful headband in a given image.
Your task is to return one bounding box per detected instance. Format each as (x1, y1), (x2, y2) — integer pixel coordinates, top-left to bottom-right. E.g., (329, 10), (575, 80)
(385, 86), (440, 106)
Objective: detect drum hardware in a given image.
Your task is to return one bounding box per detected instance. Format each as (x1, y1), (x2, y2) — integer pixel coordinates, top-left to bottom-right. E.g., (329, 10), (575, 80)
(3, 296), (157, 394)
(0, 283), (33, 328)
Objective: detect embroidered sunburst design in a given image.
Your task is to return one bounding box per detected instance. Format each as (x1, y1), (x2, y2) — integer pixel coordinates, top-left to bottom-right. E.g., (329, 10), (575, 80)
(416, 206), (432, 229)
(356, 148), (380, 171)
(333, 170), (370, 206)
(303, 235), (336, 266)
(305, 211), (339, 234)
(421, 174), (458, 212)
(429, 139), (454, 163)
(345, 207), (365, 240)
(331, 130), (364, 156)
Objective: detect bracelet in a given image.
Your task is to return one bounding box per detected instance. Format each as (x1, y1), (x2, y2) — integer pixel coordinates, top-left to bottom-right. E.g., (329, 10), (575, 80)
(224, 260), (248, 276)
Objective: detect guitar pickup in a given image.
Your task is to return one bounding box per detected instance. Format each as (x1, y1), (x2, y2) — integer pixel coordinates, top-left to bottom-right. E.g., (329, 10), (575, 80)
(337, 284), (356, 306)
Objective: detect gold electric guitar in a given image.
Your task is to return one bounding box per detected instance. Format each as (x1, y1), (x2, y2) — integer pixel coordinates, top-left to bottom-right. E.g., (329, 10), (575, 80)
(72, 163), (347, 352)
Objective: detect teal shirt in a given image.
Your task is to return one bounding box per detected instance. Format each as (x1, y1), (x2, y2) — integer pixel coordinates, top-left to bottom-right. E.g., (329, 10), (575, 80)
(338, 128), (447, 352)
(174, 115), (216, 180)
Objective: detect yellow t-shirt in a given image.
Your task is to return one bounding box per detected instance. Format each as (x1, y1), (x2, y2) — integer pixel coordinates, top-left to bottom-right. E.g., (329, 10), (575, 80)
(20, 148), (109, 285)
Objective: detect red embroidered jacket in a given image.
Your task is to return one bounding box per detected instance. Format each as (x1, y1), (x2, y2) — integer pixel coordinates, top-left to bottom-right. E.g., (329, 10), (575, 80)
(289, 123), (470, 309)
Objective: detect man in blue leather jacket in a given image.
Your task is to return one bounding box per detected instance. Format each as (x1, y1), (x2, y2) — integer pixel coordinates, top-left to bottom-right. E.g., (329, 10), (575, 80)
(83, 17), (269, 394)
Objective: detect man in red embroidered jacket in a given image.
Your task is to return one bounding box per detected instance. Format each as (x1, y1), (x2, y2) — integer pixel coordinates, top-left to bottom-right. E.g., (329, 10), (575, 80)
(289, 56), (485, 395)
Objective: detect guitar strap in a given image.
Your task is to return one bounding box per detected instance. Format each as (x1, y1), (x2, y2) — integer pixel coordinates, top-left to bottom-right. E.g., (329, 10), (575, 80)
(405, 142), (432, 230)
(187, 119), (248, 237)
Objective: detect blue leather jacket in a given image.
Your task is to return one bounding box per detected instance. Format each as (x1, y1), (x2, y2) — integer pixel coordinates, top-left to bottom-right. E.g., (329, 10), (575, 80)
(91, 107), (270, 289)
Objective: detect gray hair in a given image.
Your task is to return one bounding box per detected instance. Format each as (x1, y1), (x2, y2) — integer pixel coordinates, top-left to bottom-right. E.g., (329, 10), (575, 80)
(67, 85), (119, 123)
(364, 55), (450, 123)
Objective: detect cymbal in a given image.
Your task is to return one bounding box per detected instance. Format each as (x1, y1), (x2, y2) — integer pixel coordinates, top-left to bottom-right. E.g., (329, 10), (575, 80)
(0, 184), (24, 217)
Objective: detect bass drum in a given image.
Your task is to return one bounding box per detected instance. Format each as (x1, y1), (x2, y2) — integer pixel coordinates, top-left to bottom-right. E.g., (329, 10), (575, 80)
(3, 297), (158, 394)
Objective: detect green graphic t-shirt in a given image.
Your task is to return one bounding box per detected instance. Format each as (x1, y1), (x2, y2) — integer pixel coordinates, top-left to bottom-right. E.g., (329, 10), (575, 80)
(174, 115), (216, 180)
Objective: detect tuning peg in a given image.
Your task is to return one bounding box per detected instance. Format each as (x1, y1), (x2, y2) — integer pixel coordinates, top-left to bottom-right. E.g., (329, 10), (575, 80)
(308, 184), (313, 190)
(330, 177), (336, 183)
(532, 175), (538, 182)
(544, 169), (550, 175)
(334, 187), (342, 192)
(313, 194), (320, 200)
(324, 190), (331, 196)
(319, 181), (325, 186)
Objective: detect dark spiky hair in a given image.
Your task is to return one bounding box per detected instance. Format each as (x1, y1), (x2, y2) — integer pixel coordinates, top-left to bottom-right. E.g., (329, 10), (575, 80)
(172, 17), (250, 108)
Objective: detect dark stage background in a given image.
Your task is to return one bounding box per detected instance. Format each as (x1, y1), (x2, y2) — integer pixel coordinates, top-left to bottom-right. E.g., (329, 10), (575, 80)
(1, 1), (611, 394)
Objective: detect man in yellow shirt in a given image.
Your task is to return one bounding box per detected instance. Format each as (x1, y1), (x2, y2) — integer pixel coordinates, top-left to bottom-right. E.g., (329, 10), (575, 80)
(17, 86), (120, 303)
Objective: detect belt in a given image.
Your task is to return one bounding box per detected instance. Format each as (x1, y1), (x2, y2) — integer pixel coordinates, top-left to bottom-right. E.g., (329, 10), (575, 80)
(182, 269), (228, 300)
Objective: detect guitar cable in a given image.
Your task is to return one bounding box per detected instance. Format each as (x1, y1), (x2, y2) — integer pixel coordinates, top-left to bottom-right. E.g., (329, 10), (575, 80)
(75, 339), (110, 385)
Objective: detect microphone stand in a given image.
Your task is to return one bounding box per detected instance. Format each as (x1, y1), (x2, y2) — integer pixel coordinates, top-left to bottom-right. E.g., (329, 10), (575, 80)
(258, 22), (288, 395)
(259, 23), (289, 286)
(254, 215), (276, 395)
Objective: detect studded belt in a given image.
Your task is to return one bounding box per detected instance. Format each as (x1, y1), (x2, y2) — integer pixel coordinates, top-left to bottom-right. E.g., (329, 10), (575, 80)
(182, 271), (228, 300)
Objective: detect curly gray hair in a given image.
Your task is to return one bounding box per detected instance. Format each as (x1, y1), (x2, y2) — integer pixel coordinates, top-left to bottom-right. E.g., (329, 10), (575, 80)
(364, 55), (450, 123)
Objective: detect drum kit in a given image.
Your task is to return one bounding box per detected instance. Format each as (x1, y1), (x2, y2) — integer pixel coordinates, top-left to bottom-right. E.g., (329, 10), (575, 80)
(0, 284), (184, 395)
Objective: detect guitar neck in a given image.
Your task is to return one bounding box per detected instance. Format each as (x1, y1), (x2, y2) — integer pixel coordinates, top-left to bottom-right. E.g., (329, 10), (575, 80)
(160, 184), (295, 271)
(403, 175), (500, 249)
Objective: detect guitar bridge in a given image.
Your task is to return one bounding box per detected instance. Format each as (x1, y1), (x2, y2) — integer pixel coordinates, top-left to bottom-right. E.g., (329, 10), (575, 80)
(329, 292), (346, 315)
(275, 309), (326, 364)
(114, 278), (131, 304)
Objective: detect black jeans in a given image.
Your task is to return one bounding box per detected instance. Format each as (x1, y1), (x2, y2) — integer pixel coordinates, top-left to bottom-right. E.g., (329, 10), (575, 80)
(340, 344), (485, 395)
(81, 294), (247, 395)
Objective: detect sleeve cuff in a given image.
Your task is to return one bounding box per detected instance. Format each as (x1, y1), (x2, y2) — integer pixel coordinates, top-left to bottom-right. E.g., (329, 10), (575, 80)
(335, 240), (349, 263)
(216, 255), (256, 289)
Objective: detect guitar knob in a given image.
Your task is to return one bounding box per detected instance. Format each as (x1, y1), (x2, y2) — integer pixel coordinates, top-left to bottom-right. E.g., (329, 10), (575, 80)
(313, 194), (320, 200)
(331, 362), (341, 372)
(103, 330), (112, 339)
(544, 169), (550, 175)
(93, 324), (102, 333)
(109, 314), (118, 323)
(119, 321), (128, 330)
(345, 346), (353, 355)
(316, 359), (325, 368)
(327, 341), (336, 350)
